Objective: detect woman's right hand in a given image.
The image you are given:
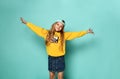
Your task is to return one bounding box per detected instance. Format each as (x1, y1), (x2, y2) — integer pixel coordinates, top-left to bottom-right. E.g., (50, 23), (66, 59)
(20, 17), (27, 24)
(87, 28), (94, 34)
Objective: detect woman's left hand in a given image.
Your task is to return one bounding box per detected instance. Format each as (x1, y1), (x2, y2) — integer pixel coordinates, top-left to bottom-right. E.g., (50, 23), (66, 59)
(87, 28), (94, 34)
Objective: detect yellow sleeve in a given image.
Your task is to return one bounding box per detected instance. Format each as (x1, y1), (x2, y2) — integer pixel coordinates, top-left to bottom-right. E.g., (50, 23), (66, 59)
(26, 22), (48, 39)
(64, 31), (88, 40)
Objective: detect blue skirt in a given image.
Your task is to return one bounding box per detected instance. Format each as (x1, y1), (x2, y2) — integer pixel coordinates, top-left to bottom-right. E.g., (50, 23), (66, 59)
(48, 55), (65, 72)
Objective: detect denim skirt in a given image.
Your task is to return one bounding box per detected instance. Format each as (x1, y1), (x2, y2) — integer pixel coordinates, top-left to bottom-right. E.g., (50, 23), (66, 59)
(48, 55), (65, 72)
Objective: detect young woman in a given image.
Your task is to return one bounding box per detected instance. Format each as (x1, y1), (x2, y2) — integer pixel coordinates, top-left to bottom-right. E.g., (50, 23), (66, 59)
(20, 17), (94, 79)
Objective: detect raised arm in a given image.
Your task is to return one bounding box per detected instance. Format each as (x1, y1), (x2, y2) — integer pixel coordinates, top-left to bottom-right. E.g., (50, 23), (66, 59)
(64, 28), (94, 40)
(20, 17), (48, 39)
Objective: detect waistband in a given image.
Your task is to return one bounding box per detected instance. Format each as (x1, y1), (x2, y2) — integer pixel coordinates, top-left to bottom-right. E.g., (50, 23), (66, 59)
(48, 55), (64, 58)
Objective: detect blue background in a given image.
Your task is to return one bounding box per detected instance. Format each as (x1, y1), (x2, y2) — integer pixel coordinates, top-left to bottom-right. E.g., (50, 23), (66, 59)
(0, 0), (120, 79)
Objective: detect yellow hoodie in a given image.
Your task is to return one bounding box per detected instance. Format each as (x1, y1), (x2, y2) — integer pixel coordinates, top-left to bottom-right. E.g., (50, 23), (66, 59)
(26, 22), (87, 57)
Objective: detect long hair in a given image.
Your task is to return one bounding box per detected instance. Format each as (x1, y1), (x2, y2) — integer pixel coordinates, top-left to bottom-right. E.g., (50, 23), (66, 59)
(45, 22), (65, 50)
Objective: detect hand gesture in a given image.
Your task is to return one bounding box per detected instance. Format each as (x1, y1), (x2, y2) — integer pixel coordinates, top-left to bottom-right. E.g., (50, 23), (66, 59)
(87, 28), (94, 34)
(20, 17), (27, 24)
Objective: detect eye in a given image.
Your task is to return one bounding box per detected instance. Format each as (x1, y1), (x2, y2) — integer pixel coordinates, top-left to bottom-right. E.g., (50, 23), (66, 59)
(57, 23), (59, 26)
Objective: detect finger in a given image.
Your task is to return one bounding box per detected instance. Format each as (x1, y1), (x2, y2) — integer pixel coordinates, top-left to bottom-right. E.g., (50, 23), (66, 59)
(20, 17), (23, 22)
(92, 31), (94, 34)
(20, 17), (23, 21)
(20, 18), (25, 24)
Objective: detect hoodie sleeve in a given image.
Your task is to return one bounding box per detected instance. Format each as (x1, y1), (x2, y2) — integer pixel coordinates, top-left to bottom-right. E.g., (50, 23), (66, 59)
(26, 22), (48, 39)
(64, 31), (87, 40)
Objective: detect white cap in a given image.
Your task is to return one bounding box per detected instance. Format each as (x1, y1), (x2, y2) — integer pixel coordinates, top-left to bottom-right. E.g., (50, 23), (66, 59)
(56, 20), (65, 25)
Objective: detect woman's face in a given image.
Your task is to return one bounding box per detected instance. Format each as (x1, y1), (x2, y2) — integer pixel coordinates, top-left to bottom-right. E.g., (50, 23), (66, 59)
(54, 22), (64, 32)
